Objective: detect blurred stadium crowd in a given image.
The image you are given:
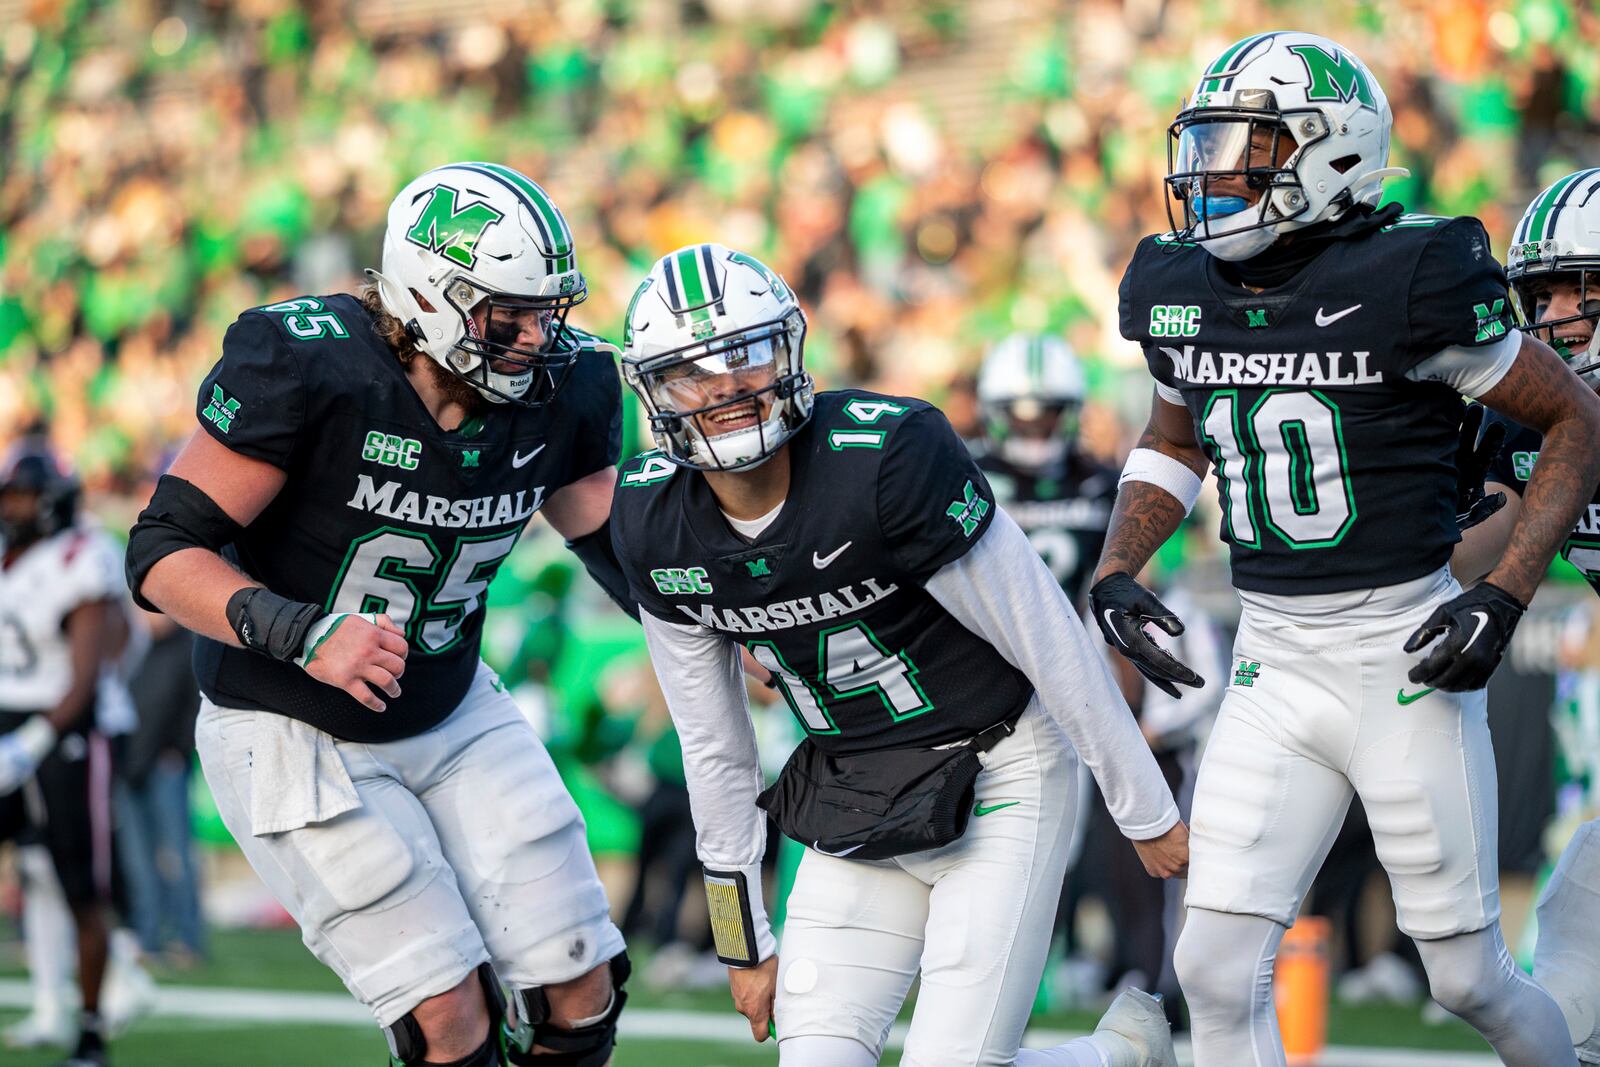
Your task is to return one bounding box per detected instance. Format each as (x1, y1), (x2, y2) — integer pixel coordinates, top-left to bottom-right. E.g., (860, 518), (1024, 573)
(4, 0), (1600, 1035)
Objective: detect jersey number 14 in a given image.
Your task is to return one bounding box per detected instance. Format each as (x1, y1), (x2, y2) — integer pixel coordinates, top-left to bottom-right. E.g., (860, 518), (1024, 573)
(747, 623), (932, 734)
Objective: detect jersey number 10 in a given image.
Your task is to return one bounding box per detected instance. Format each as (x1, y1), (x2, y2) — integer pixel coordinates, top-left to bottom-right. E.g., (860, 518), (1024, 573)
(1199, 388), (1356, 549)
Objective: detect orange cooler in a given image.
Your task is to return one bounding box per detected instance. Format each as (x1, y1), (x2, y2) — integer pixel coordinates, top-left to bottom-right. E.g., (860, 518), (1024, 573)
(1275, 916), (1330, 1063)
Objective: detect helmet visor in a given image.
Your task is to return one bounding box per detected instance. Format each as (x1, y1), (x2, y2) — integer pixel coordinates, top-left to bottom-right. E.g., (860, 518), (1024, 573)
(1166, 110), (1301, 237)
(633, 312), (809, 470)
(1514, 267), (1600, 382)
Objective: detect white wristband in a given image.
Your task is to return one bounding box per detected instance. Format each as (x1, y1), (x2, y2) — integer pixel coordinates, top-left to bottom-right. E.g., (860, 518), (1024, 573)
(14, 715), (58, 764)
(1119, 447), (1204, 515)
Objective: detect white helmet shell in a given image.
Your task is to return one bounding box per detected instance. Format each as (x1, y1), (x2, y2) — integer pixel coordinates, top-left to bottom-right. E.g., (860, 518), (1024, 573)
(1508, 168), (1600, 385)
(622, 244), (812, 471)
(370, 162), (586, 406)
(1168, 32), (1408, 260)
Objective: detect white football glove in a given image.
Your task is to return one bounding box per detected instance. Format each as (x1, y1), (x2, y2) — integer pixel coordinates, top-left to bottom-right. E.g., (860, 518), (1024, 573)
(0, 716), (58, 796)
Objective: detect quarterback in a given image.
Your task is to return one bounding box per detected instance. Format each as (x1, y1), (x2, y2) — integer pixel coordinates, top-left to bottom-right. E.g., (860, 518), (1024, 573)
(610, 243), (1182, 1067)
(126, 164), (634, 1067)
(1454, 167), (1600, 1063)
(1095, 33), (1600, 1066)
(0, 443), (126, 1067)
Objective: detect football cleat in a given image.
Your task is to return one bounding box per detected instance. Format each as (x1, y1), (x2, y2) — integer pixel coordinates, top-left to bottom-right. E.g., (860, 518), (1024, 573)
(1094, 988), (1178, 1067)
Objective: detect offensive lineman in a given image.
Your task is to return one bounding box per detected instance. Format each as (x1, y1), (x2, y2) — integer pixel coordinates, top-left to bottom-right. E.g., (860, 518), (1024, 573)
(1095, 33), (1600, 1066)
(125, 164), (635, 1067)
(1453, 168), (1600, 1063)
(610, 243), (1182, 1067)
(0, 442), (124, 1067)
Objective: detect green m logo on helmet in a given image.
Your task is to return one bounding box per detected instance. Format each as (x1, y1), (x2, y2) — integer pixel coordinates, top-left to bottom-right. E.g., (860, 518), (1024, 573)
(405, 185), (506, 269)
(1289, 44), (1376, 109)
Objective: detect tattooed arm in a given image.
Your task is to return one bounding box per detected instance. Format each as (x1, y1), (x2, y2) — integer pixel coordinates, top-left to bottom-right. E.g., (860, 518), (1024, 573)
(1093, 390), (1211, 583)
(1476, 334), (1600, 603)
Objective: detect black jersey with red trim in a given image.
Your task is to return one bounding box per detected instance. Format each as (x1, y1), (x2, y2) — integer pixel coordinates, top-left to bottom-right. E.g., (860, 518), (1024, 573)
(1119, 207), (1516, 594)
(610, 390), (1033, 756)
(1485, 413), (1600, 597)
(976, 449), (1116, 607)
(190, 293), (621, 741)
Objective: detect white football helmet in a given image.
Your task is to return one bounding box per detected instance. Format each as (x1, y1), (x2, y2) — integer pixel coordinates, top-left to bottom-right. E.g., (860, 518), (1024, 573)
(621, 244), (812, 471)
(369, 162), (586, 407)
(1507, 167), (1600, 387)
(977, 334), (1086, 470)
(1167, 32), (1408, 260)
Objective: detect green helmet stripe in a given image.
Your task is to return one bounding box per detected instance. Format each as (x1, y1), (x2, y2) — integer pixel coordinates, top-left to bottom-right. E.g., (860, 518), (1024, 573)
(1203, 34), (1261, 92)
(1028, 336), (1044, 386)
(477, 162), (573, 270)
(1528, 170), (1587, 244)
(675, 247), (712, 324)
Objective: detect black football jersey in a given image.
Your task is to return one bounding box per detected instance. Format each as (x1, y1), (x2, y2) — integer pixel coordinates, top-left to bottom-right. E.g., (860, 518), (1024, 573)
(611, 391), (1033, 756)
(191, 293), (621, 741)
(976, 450), (1116, 606)
(1119, 209), (1517, 594)
(1485, 413), (1600, 597)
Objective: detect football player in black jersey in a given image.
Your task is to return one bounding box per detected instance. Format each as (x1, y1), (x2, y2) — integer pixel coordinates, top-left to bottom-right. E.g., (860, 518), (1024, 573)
(1453, 168), (1600, 1064)
(974, 333), (1116, 607)
(1094, 32), (1600, 1067)
(611, 243), (1185, 1067)
(125, 164), (635, 1067)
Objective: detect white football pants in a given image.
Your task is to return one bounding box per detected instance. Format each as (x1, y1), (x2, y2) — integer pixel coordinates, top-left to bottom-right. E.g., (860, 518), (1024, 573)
(196, 662), (623, 1026)
(775, 701), (1080, 1067)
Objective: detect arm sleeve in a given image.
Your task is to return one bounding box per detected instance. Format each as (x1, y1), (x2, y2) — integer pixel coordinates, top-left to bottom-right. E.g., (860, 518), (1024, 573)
(196, 313), (306, 468)
(878, 406), (999, 579)
(639, 610), (777, 961)
(1403, 217), (1518, 386)
(924, 508), (1181, 839)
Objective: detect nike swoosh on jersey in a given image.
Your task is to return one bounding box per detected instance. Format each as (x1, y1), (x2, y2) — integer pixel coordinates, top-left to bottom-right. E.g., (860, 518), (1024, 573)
(973, 800), (1020, 817)
(1314, 304), (1363, 327)
(1461, 610), (1491, 652)
(512, 445), (545, 469)
(812, 541), (853, 569)
(1396, 686), (1436, 705)
(811, 841), (865, 857)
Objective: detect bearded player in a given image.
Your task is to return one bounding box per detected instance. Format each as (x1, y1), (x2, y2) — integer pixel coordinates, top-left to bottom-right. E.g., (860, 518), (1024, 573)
(610, 243), (1183, 1067)
(126, 164), (636, 1067)
(1095, 33), (1600, 1065)
(1453, 168), (1600, 1064)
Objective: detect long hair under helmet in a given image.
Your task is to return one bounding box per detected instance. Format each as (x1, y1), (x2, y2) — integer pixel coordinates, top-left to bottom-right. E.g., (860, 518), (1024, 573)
(369, 162), (586, 408)
(1167, 31), (1409, 261)
(1507, 168), (1600, 387)
(621, 244), (812, 472)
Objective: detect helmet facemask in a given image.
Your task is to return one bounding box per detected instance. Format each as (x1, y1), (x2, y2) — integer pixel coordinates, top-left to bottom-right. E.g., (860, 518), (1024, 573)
(1514, 267), (1600, 388)
(984, 398), (1081, 470)
(1166, 93), (1320, 261)
(628, 310), (811, 472)
(438, 275), (586, 408)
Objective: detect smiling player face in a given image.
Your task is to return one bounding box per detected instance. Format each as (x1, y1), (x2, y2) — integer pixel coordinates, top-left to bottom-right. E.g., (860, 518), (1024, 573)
(654, 340), (781, 441)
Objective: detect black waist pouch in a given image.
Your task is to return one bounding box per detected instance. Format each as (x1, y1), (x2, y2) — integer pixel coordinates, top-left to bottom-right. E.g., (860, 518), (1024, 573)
(756, 716), (1018, 861)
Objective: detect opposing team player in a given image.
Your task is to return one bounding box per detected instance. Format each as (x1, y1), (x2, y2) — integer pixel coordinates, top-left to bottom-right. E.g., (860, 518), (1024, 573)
(1453, 168), (1600, 1063)
(611, 243), (1183, 1067)
(1097, 33), (1600, 1066)
(125, 163), (634, 1067)
(974, 334), (1115, 606)
(0, 442), (124, 1067)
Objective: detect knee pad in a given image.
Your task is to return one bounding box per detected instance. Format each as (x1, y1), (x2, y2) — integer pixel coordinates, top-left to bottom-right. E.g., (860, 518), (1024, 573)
(504, 951), (630, 1067)
(384, 963), (505, 1067)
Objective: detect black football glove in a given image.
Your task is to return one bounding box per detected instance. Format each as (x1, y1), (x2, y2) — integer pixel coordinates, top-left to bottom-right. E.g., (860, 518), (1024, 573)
(1089, 573), (1206, 700)
(1402, 582), (1525, 693)
(1454, 403), (1507, 532)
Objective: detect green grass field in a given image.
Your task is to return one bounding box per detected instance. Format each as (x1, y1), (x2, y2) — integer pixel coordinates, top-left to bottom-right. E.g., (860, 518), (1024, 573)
(0, 929), (1494, 1065)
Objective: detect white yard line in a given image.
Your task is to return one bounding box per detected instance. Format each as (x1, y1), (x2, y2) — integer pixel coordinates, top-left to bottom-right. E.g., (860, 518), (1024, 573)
(0, 980), (1503, 1065)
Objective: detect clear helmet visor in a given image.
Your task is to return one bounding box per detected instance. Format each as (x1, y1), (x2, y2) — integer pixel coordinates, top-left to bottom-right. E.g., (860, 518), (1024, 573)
(638, 320), (807, 470)
(1515, 269), (1600, 386)
(1171, 116), (1291, 226)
